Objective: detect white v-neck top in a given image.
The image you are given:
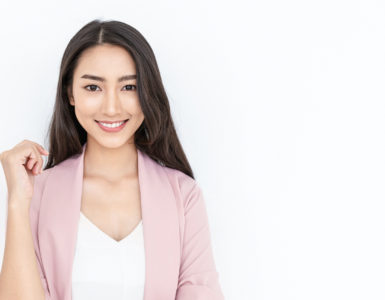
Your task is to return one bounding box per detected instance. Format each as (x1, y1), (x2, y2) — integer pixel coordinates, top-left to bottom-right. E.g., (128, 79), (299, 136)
(71, 211), (145, 299)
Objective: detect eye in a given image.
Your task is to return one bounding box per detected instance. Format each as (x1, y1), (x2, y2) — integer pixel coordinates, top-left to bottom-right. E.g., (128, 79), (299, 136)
(84, 84), (100, 92)
(123, 84), (137, 91)
(83, 84), (137, 92)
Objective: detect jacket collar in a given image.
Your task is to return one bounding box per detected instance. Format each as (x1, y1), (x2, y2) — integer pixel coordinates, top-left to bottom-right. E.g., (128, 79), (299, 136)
(38, 142), (180, 299)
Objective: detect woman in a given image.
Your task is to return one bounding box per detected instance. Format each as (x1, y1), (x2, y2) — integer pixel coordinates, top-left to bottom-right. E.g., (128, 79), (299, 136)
(0, 19), (224, 300)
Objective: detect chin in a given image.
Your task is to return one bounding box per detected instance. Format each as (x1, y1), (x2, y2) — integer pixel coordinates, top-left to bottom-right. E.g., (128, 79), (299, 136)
(90, 136), (134, 149)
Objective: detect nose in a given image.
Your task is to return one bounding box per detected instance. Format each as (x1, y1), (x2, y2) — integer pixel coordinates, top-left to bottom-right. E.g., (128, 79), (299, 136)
(101, 89), (122, 115)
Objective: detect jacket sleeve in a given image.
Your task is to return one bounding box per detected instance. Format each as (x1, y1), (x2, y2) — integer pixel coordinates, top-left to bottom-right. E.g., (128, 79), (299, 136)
(176, 181), (225, 300)
(29, 169), (52, 300)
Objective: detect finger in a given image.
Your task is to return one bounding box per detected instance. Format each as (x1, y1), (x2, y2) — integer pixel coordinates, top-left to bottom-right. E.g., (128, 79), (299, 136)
(24, 145), (40, 175)
(32, 161), (40, 175)
(19, 143), (36, 166)
(32, 142), (49, 156)
(31, 145), (43, 174)
(28, 159), (38, 174)
(25, 154), (37, 173)
(27, 157), (36, 170)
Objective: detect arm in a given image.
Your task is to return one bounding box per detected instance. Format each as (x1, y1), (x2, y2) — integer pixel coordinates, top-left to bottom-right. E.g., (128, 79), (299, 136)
(0, 199), (45, 300)
(176, 182), (225, 300)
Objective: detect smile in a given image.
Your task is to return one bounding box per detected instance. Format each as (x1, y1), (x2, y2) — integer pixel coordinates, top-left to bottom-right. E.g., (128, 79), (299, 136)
(95, 119), (129, 132)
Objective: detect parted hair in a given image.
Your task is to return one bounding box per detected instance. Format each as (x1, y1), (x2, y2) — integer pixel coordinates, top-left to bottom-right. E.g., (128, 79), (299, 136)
(43, 18), (194, 179)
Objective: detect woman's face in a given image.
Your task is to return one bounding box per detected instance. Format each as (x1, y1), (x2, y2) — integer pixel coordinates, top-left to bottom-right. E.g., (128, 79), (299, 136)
(68, 43), (144, 148)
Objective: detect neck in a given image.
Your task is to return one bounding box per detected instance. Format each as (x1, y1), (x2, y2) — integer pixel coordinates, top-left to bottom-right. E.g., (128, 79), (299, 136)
(83, 138), (138, 182)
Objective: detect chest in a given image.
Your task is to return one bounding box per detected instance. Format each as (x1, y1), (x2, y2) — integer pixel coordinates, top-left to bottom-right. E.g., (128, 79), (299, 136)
(80, 175), (142, 242)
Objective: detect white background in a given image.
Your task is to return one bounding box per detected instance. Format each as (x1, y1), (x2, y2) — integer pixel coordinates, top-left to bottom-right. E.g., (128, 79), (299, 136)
(1, 0), (385, 299)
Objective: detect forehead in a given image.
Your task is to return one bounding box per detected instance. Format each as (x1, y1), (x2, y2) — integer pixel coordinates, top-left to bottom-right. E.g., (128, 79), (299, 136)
(74, 44), (136, 77)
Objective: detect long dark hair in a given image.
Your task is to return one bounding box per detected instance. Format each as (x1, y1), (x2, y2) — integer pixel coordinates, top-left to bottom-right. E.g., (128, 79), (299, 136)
(43, 18), (194, 179)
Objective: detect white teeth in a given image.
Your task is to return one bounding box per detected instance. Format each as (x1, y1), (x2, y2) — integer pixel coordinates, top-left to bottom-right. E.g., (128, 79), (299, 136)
(99, 121), (125, 128)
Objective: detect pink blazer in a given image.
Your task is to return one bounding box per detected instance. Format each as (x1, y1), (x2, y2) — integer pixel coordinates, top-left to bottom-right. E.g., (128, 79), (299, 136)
(28, 142), (224, 300)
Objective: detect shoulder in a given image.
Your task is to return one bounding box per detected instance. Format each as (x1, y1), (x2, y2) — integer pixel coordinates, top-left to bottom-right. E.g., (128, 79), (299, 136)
(33, 167), (53, 195)
(161, 165), (204, 208)
(163, 164), (197, 189)
(30, 167), (53, 216)
(141, 150), (201, 202)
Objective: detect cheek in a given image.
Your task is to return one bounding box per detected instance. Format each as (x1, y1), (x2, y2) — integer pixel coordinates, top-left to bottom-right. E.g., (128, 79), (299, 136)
(74, 96), (100, 116)
(122, 96), (143, 116)
(74, 104), (98, 129)
(132, 97), (144, 115)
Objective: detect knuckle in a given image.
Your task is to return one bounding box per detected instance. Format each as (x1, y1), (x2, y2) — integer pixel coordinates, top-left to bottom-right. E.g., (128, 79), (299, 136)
(34, 143), (43, 152)
(0, 151), (6, 162)
(1, 150), (10, 159)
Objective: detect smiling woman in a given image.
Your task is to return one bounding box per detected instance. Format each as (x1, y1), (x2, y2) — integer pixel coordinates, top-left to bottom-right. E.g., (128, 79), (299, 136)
(46, 20), (192, 173)
(0, 18), (224, 300)
(67, 44), (144, 146)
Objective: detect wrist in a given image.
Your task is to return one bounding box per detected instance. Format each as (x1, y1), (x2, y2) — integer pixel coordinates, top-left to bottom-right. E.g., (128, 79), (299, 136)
(7, 195), (31, 212)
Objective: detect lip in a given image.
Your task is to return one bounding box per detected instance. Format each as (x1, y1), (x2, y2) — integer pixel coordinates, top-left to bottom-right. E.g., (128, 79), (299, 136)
(96, 119), (128, 124)
(95, 119), (129, 132)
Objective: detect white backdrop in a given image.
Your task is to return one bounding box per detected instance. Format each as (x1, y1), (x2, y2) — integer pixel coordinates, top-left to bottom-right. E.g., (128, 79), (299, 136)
(1, 0), (385, 299)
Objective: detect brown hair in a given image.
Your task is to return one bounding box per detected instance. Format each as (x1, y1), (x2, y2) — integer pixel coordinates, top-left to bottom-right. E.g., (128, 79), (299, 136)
(43, 18), (194, 179)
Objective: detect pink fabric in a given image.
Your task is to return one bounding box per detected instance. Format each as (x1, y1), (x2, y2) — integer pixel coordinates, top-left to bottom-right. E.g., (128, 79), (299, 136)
(28, 142), (224, 300)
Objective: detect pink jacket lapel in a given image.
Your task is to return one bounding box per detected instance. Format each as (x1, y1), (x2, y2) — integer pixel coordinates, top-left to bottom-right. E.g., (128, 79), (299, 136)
(38, 142), (180, 299)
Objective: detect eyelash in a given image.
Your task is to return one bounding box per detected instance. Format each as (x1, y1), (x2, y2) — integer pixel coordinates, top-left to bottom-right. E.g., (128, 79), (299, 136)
(84, 84), (137, 92)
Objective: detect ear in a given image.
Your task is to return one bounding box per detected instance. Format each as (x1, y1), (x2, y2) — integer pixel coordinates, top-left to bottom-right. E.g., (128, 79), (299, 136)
(67, 86), (75, 106)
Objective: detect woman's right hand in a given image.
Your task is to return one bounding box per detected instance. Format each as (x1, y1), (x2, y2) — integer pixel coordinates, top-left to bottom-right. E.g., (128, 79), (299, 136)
(0, 140), (49, 208)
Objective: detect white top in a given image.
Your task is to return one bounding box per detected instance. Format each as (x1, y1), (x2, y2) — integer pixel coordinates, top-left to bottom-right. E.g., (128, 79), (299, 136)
(71, 211), (145, 299)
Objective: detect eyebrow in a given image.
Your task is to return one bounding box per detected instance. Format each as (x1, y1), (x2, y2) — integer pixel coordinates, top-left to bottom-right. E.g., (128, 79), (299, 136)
(80, 74), (137, 82)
